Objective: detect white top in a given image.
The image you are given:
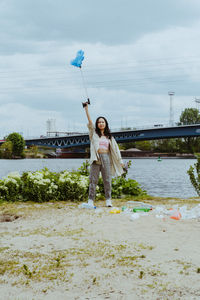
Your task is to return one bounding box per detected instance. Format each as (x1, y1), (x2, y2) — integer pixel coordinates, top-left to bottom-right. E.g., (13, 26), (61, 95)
(87, 123), (124, 177)
(99, 136), (110, 150)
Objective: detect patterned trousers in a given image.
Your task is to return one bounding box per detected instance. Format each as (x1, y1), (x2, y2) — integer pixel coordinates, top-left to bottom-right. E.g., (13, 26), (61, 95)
(88, 153), (111, 200)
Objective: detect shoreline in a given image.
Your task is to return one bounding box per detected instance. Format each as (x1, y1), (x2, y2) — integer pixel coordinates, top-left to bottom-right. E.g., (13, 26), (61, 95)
(45, 151), (196, 159)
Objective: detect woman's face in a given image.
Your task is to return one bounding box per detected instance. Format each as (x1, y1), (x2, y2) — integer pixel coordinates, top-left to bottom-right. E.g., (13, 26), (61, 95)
(97, 118), (106, 130)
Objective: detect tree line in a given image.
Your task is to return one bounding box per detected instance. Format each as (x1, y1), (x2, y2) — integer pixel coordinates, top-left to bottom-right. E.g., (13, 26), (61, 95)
(0, 133), (25, 159)
(121, 108), (200, 153)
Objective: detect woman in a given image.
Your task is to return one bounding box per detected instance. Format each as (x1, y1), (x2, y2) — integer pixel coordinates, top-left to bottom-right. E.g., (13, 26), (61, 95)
(84, 102), (124, 207)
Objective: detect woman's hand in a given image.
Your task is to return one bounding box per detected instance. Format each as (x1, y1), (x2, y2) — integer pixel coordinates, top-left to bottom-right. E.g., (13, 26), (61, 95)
(82, 102), (88, 109)
(82, 98), (90, 108)
(84, 102), (93, 125)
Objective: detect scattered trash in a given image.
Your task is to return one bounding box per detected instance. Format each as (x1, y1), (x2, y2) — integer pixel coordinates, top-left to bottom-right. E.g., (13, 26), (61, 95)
(154, 204), (200, 220)
(155, 214), (164, 219)
(109, 208), (121, 214)
(132, 207), (152, 213)
(78, 201), (200, 221)
(127, 201), (153, 209)
(130, 213), (140, 220)
(79, 203), (96, 209)
(121, 206), (131, 214)
(154, 206), (165, 213)
(122, 206), (127, 211)
(170, 210), (182, 220)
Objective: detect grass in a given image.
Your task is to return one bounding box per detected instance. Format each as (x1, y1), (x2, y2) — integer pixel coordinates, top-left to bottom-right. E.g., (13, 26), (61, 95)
(0, 236), (156, 286)
(0, 194), (200, 211)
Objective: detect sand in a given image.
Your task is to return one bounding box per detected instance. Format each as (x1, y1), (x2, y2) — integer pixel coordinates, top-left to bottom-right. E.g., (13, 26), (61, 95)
(0, 199), (200, 300)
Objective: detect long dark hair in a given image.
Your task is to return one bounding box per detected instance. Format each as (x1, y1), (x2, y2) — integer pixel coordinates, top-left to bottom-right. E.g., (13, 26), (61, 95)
(95, 116), (112, 139)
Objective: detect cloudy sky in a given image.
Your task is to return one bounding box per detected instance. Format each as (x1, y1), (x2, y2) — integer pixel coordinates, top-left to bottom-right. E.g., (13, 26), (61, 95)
(1, 0), (200, 138)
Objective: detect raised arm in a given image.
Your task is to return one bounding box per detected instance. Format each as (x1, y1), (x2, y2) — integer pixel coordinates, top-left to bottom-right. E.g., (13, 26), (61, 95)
(84, 103), (93, 126)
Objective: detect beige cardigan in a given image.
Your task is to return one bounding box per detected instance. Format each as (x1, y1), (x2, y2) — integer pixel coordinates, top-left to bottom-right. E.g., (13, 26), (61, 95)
(87, 123), (124, 177)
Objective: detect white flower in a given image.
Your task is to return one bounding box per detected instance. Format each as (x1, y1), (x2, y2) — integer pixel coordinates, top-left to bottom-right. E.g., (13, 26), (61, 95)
(0, 185), (8, 190)
(7, 172), (21, 179)
(43, 179), (50, 184)
(51, 183), (58, 189)
(59, 178), (65, 183)
(3, 178), (18, 186)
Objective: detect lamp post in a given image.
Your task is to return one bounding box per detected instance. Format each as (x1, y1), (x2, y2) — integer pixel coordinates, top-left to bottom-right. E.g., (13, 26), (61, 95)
(168, 92), (175, 126)
(195, 97), (200, 112)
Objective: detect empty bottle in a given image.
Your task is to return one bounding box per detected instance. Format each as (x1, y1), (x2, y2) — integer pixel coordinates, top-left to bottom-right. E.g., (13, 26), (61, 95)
(133, 207), (151, 212)
(79, 203), (96, 209)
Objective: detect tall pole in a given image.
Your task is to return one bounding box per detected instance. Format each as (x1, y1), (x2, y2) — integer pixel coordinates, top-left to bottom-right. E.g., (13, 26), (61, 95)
(195, 97), (200, 111)
(168, 92), (175, 126)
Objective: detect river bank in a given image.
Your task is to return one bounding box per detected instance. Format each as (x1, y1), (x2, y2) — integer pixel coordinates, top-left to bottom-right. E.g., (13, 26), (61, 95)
(50, 150), (196, 159)
(0, 198), (200, 299)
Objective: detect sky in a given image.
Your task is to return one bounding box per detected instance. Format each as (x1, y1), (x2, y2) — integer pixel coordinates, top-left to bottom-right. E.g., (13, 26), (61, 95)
(1, 0), (200, 138)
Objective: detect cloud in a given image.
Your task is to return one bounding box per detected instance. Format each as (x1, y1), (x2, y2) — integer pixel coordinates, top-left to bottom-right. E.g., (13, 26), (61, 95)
(0, 0), (200, 137)
(0, 102), (67, 138)
(1, 0), (200, 49)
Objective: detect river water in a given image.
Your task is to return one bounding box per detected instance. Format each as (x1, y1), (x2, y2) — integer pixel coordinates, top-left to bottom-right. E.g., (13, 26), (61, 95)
(0, 158), (197, 198)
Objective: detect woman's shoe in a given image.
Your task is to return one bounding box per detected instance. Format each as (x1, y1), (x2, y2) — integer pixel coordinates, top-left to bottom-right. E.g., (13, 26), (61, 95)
(106, 199), (112, 207)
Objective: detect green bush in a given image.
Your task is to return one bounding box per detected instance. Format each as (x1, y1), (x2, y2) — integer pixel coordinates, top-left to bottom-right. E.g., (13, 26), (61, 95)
(77, 160), (90, 176)
(0, 172), (23, 201)
(0, 141), (13, 159)
(6, 132), (25, 158)
(21, 168), (59, 202)
(187, 154), (200, 196)
(94, 176), (145, 199)
(58, 171), (89, 201)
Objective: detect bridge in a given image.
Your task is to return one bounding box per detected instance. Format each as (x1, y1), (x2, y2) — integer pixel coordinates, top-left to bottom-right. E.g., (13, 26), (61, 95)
(25, 124), (200, 149)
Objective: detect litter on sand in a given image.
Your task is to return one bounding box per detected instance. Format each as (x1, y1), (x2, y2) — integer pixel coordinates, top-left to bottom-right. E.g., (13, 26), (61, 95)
(79, 201), (200, 221)
(154, 204), (200, 220)
(109, 208), (121, 214)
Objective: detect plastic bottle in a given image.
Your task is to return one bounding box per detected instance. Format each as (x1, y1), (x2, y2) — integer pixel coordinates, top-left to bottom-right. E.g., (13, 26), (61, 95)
(109, 208), (121, 214)
(79, 203), (96, 209)
(127, 201), (153, 209)
(132, 207), (151, 212)
(170, 210), (181, 220)
(121, 206), (130, 213)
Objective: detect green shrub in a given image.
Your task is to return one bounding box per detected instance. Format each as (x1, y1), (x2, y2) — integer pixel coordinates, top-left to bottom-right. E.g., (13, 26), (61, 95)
(0, 172), (23, 201)
(58, 171), (89, 201)
(113, 177), (145, 198)
(6, 132), (25, 158)
(77, 160), (90, 176)
(187, 154), (200, 196)
(0, 141), (13, 159)
(21, 168), (59, 202)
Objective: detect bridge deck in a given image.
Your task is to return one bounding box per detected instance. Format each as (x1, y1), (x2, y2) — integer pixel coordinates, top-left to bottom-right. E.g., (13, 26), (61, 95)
(25, 124), (200, 149)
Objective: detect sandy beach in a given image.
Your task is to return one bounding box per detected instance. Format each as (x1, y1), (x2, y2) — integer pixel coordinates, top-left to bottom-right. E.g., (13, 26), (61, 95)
(1, 199), (200, 300)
